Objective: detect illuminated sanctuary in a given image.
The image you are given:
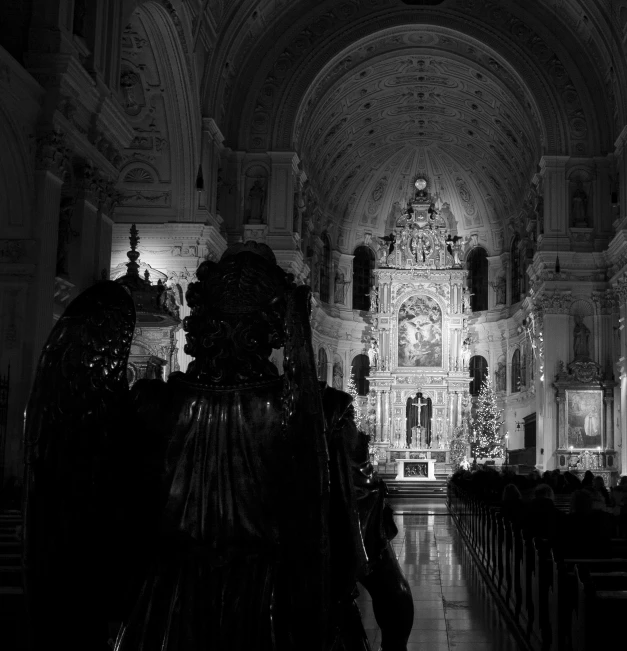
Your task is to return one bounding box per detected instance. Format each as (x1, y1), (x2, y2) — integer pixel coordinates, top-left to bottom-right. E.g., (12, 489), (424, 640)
(2, 0), (627, 492)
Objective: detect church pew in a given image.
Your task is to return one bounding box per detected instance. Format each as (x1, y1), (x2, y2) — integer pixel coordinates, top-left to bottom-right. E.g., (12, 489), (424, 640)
(529, 538), (554, 651)
(500, 519), (514, 605)
(548, 556), (627, 651)
(570, 565), (627, 651)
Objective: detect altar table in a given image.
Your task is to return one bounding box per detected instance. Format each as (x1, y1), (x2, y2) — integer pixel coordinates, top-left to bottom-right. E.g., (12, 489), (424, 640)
(395, 458), (436, 481)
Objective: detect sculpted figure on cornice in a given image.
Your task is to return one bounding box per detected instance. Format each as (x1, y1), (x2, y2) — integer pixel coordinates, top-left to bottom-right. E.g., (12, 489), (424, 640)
(36, 130), (70, 178)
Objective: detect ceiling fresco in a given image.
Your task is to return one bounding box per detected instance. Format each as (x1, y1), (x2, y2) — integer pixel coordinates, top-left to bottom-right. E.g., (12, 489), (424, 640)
(293, 39), (542, 245)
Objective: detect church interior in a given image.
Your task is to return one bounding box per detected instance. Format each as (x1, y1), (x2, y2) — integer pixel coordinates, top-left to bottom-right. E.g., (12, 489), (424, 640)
(2, 1), (627, 650)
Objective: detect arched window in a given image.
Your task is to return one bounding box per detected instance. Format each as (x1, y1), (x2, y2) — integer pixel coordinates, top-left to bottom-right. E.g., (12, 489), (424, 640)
(469, 355), (488, 396)
(320, 235), (331, 303)
(317, 347), (328, 382)
(510, 235), (521, 304)
(511, 349), (521, 393)
(466, 247), (488, 311)
(351, 354), (370, 396)
(352, 246), (375, 310)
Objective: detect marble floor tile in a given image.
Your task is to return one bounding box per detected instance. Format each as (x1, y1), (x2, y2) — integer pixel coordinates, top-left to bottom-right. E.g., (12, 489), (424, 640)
(355, 509), (523, 651)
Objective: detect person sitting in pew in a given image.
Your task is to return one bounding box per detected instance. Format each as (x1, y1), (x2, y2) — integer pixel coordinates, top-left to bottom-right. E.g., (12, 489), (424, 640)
(500, 484), (528, 529)
(562, 471), (582, 493)
(556, 490), (612, 559)
(593, 475), (612, 508)
(581, 470), (607, 511)
(523, 484), (565, 541)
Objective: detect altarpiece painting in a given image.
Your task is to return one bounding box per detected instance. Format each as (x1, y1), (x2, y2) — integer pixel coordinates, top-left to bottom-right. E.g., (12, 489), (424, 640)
(566, 390), (603, 449)
(398, 295), (442, 367)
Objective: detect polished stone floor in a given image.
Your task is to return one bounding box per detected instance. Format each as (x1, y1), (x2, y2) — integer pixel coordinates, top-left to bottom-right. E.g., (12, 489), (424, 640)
(356, 507), (522, 651)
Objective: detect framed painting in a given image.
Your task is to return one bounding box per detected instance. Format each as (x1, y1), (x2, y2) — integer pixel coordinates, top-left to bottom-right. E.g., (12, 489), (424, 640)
(566, 390), (603, 449)
(397, 295), (442, 367)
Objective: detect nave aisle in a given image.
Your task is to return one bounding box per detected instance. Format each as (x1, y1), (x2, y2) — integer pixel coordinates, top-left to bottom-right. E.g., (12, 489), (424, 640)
(357, 506), (522, 651)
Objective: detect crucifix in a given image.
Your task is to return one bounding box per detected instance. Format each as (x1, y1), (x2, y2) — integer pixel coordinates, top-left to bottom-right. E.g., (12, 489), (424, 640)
(409, 395), (427, 448)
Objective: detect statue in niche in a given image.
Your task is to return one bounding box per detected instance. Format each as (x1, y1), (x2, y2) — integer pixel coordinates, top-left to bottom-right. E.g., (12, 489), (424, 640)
(247, 178), (266, 223)
(571, 182), (589, 227)
(22, 242), (414, 650)
(451, 238), (464, 267)
(334, 269), (350, 304)
(367, 339), (379, 369)
(461, 337), (472, 370)
(462, 287), (472, 313)
(332, 361), (343, 390)
(369, 286), (379, 312)
(495, 361), (507, 392)
(375, 237), (390, 265)
(120, 70), (142, 115)
(573, 315), (591, 358)
(493, 275), (506, 306)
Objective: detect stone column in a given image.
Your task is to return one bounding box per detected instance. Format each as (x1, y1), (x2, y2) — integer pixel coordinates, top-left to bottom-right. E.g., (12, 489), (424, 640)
(200, 118), (225, 221)
(326, 360), (333, 387)
(605, 395), (614, 451)
(538, 309), (570, 470)
(538, 156), (570, 251)
(376, 390), (383, 441)
(31, 132), (67, 371)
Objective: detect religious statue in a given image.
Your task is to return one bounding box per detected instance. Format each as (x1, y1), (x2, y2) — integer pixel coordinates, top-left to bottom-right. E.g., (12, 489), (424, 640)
(571, 182), (589, 227)
(495, 361), (506, 392)
(367, 339), (379, 369)
(493, 275), (506, 305)
(375, 236), (390, 265)
(247, 178), (266, 223)
(451, 238), (464, 267)
(462, 287), (472, 313)
(573, 315), (591, 358)
(22, 242), (414, 651)
(332, 361), (343, 390)
(368, 286), (379, 312)
(334, 269), (350, 304)
(461, 336), (472, 370)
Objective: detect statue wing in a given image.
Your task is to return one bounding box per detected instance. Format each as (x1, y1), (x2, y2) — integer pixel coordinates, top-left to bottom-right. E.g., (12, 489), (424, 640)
(23, 281), (136, 649)
(281, 284), (332, 650)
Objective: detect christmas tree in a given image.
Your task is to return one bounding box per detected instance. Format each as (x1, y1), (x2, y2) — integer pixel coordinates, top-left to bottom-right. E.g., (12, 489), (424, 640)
(471, 374), (504, 460)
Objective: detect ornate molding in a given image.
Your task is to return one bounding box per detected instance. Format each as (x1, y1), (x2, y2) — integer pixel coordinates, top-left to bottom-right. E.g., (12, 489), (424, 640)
(35, 130), (70, 178)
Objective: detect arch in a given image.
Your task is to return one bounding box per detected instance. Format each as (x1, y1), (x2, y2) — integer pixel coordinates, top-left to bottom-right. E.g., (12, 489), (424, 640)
(0, 100), (34, 235)
(511, 348), (521, 393)
(469, 355), (488, 397)
(351, 353), (370, 396)
(317, 346), (328, 382)
(117, 2), (199, 219)
(352, 245), (375, 310)
(510, 234), (521, 305)
(319, 233), (331, 303)
(466, 247), (488, 312)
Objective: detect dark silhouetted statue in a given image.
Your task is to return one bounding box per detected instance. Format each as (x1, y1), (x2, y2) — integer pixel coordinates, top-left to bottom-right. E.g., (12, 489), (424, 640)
(23, 242), (413, 651)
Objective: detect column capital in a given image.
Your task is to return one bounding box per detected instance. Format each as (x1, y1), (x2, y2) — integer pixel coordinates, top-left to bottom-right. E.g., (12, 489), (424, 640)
(538, 155), (570, 173)
(268, 151), (300, 172)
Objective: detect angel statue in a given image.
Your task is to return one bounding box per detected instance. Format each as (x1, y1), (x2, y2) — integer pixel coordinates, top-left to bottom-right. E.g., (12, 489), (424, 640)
(23, 242), (413, 651)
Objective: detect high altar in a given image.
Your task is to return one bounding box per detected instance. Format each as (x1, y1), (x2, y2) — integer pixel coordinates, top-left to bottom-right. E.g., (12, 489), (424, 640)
(367, 177), (472, 474)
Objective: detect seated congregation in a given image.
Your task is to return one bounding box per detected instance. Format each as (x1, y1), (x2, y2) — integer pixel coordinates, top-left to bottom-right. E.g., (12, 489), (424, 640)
(449, 468), (627, 651)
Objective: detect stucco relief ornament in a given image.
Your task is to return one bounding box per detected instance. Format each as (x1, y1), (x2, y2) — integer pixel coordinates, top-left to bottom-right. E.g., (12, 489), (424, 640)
(567, 359), (601, 384)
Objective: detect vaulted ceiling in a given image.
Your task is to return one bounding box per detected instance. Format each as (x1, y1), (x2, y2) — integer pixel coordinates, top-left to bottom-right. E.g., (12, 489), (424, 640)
(202, 0), (627, 252)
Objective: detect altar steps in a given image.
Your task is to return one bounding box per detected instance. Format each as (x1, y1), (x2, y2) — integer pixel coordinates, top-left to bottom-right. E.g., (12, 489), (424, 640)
(383, 478), (448, 499)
